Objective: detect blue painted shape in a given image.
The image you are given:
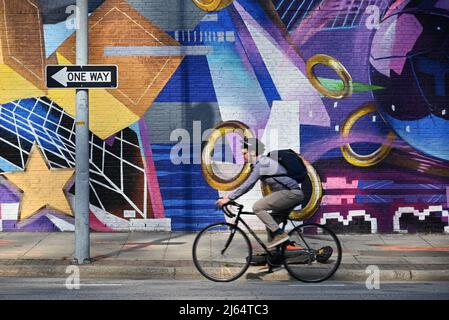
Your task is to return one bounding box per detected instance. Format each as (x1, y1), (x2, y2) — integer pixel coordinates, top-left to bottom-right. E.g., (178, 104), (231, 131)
(229, 6), (281, 105)
(0, 98), (69, 171)
(0, 157), (21, 172)
(151, 143), (222, 231)
(383, 113), (449, 161)
(155, 55), (217, 103)
(413, 54), (449, 97)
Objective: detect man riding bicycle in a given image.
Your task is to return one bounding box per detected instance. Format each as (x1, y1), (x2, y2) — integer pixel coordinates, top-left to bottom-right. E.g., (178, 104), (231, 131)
(216, 138), (304, 249)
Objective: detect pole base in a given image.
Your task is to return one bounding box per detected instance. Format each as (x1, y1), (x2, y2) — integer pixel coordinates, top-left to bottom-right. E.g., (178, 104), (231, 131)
(72, 257), (93, 265)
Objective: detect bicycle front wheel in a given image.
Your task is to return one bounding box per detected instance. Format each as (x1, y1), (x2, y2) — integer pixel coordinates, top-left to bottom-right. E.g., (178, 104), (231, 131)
(283, 223), (342, 283)
(192, 222), (252, 282)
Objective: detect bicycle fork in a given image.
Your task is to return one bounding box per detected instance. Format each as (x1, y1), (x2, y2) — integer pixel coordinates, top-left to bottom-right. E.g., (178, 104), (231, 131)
(220, 226), (238, 255)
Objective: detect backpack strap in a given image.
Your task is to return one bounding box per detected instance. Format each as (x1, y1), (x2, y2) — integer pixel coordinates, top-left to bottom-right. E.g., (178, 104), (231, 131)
(261, 175), (300, 191)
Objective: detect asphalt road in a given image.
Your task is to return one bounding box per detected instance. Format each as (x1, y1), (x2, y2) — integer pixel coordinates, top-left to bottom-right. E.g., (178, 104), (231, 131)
(0, 278), (448, 300)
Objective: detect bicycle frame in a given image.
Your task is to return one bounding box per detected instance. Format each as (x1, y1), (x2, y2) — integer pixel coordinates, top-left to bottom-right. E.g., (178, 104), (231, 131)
(224, 203), (313, 259)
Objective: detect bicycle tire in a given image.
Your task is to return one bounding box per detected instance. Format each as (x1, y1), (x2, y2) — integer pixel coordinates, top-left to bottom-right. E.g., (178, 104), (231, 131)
(192, 222), (252, 282)
(283, 223), (342, 283)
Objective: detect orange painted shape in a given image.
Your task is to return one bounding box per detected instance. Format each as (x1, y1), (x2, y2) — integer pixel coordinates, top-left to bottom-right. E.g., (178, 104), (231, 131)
(0, 0), (47, 91)
(56, 0), (183, 118)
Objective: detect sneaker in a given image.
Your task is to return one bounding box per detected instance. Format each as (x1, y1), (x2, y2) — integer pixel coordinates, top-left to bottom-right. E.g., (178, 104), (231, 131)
(267, 232), (290, 249)
(316, 246), (333, 263)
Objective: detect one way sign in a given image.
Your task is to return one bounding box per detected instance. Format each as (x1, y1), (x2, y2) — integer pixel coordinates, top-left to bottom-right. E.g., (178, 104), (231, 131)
(46, 65), (118, 89)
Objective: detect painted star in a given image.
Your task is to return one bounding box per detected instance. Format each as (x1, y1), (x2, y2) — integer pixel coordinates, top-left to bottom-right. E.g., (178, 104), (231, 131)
(1, 144), (75, 221)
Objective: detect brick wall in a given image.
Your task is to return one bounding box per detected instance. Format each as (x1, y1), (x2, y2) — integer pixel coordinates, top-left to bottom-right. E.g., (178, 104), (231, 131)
(0, 0), (448, 233)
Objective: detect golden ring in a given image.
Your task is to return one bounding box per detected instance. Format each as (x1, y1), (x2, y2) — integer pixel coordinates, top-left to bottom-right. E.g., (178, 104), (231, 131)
(340, 102), (396, 167)
(192, 0), (234, 12)
(306, 54), (353, 99)
(261, 155), (323, 221)
(201, 121), (254, 191)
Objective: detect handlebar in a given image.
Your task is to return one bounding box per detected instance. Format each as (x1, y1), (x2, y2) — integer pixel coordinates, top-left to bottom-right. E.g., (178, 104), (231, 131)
(221, 200), (243, 218)
(226, 200), (243, 208)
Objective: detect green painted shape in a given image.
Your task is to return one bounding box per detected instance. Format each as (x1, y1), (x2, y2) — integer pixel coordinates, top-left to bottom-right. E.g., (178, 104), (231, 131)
(317, 77), (384, 93)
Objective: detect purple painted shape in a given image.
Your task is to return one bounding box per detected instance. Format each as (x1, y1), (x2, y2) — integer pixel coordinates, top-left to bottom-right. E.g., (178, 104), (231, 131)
(390, 14), (422, 75)
(233, 39), (271, 134)
(41, 208), (75, 223)
(233, 25), (259, 78)
(0, 183), (20, 203)
(384, 0), (411, 18)
(446, 187), (449, 208)
(105, 135), (116, 147)
(1, 221), (17, 230)
(232, 1), (330, 127)
(370, 15), (398, 76)
(138, 118), (165, 219)
(15, 211), (48, 228)
(302, 131), (449, 172)
(371, 13), (423, 76)
(239, 3), (308, 72)
(2, 212), (59, 232)
(305, 155), (449, 232)
(302, 133), (405, 163)
(17, 215), (59, 232)
(436, 0), (449, 11)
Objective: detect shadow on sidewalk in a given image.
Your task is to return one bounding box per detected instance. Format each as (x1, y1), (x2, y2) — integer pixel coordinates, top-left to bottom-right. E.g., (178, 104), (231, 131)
(90, 233), (188, 261)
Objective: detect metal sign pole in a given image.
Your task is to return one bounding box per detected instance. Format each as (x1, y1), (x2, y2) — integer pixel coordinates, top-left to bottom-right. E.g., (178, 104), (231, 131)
(74, 0), (90, 264)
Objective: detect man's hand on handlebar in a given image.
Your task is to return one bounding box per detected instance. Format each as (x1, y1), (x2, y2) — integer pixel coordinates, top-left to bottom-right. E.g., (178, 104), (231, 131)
(216, 196), (231, 208)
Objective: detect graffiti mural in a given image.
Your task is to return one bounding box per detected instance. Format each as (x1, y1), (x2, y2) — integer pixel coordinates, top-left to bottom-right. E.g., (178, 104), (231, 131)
(0, 0), (448, 233)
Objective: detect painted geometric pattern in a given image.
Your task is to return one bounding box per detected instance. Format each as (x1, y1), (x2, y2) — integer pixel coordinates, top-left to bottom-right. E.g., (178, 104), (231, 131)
(272, 0), (391, 30)
(0, 98), (151, 220)
(0, 0), (448, 234)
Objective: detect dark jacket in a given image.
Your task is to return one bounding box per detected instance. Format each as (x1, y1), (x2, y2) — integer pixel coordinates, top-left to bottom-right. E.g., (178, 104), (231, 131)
(228, 155), (300, 200)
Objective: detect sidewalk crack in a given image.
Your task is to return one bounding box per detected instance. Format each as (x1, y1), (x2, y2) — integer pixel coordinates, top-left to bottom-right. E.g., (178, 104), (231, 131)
(117, 232), (131, 258)
(379, 235), (387, 245)
(162, 231), (172, 261)
(18, 232), (52, 260)
(418, 234), (434, 247)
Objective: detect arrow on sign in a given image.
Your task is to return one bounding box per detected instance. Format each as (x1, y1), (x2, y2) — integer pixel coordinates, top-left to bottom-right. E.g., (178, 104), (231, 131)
(51, 67), (68, 87)
(51, 67), (113, 87)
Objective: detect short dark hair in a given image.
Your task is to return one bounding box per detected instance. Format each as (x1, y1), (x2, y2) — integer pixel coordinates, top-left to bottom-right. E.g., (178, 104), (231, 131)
(242, 137), (265, 156)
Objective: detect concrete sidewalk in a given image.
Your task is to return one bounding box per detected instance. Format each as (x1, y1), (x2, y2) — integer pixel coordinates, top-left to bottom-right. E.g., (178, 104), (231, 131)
(0, 232), (448, 281)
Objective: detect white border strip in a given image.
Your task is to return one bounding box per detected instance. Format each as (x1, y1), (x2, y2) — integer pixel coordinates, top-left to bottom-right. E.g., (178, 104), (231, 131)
(393, 205), (449, 234)
(320, 210), (378, 233)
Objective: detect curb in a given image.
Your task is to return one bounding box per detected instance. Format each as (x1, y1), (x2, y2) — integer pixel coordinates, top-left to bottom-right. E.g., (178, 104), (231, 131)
(0, 264), (448, 281)
(244, 268), (449, 282)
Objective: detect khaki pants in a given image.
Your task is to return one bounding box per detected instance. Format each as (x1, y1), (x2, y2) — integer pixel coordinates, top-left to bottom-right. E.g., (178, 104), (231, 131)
(252, 189), (304, 234)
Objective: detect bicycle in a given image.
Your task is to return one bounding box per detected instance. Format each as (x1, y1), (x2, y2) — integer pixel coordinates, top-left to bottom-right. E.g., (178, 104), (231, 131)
(192, 200), (342, 282)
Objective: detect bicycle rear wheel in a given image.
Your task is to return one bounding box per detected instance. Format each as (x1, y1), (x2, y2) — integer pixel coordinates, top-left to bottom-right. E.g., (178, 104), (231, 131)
(283, 223), (342, 283)
(192, 222), (252, 282)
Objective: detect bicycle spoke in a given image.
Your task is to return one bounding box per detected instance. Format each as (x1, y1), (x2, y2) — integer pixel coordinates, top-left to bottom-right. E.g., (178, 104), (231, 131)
(284, 224), (342, 283)
(193, 223), (252, 282)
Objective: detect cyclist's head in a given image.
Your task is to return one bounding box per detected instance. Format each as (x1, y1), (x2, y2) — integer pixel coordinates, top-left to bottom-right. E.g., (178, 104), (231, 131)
(242, 137), (265, 162)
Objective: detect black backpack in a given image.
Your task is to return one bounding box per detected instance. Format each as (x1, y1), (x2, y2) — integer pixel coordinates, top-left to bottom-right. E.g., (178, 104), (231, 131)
(265, 149), (308, 184)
